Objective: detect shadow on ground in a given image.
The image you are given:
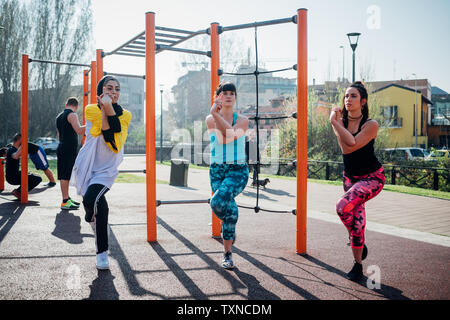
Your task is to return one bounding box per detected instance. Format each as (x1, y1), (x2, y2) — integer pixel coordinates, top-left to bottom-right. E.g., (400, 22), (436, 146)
(51, 210), (94, 244)
(91, 217), (410, 300)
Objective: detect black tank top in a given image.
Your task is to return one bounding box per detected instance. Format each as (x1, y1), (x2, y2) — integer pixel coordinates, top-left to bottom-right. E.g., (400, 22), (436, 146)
(342, 117), (382, 176)
(56, 109), (78, 150)
(5, 146), (19, 181)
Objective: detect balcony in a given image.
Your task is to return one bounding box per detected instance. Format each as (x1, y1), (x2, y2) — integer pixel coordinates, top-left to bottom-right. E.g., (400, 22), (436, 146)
(382, 117), (403, 128)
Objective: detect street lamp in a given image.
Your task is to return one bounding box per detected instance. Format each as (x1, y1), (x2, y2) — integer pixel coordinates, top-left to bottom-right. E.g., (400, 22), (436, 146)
(346, 32), (361, 83)
(160, 84), (164, 163)
(412, 73), (418, 147)
(339, 45), (345, 83)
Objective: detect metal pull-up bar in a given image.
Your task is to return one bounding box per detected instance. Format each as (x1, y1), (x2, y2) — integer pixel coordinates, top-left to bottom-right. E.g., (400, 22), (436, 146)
(104, 71), (145, 79)
(28, 58), (91, 68)
(155, 44), (210, 57)
(105, 25), (207, 58)
(220, 16), (296, 32)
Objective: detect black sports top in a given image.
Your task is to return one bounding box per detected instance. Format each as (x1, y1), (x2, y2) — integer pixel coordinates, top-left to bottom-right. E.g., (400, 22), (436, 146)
(5, 146), (19, 181)
(342, 117), (382, 176)
(56, 109), (78, 149)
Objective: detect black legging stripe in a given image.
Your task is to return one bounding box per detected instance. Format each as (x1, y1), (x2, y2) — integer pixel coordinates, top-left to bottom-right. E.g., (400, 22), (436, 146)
(83, 184), (110, 254)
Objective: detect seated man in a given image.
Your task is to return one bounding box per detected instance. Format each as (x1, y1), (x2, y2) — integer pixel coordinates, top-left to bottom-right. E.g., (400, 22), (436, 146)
(1, 139), (56, 188)
(4, 133), (42, 199)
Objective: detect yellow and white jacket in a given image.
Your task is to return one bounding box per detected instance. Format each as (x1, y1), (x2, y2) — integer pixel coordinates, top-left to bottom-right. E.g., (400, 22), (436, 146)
(70, 104), (132, 196)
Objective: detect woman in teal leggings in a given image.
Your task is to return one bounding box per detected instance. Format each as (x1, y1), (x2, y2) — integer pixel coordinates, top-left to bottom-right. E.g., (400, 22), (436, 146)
(206, 82), (249, 269)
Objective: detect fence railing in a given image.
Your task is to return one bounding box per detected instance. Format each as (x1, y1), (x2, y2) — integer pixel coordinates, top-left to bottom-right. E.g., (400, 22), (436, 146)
(272, 160), (450, 192)
(125, 145), (449, 192)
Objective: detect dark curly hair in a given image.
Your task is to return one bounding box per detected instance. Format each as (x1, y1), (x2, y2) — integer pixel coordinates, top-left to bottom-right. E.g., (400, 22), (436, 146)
(341, 81), (369, 128)
(97, 75), (120, 96)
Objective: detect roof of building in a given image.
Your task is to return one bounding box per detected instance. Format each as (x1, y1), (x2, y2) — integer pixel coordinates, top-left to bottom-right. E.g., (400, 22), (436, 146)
(431, 86), (448, 95)
(372, 83), (433, 105)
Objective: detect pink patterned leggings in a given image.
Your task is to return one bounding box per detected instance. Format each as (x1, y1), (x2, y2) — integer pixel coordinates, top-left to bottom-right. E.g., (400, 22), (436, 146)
(336, 167), (385, 249)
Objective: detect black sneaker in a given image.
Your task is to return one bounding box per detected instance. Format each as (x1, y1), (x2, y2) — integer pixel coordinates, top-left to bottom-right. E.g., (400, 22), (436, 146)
(362, 244), (368, 261)
(46, 182), (56, 187)
(347, 261), (363, 282)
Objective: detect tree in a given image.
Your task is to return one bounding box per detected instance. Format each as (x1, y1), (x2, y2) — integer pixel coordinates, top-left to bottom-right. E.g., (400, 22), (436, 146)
(0, 0), (93, 144)
(28, 0), (93, 139)
(277, 84), (389, 163)
(0, 0), (30, 145)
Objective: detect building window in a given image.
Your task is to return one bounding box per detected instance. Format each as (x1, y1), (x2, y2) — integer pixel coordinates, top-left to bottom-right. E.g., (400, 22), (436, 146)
(381, 105), (401, 127)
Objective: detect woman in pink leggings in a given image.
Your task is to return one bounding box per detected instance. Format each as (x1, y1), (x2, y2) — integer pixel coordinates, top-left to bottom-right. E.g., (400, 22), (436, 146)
(330, 81), (385, 281)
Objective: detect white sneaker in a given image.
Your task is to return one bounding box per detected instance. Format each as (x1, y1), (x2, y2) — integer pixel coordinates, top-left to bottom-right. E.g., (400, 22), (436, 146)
(222, 251), (234, 270)
(96, 251), (110, 270)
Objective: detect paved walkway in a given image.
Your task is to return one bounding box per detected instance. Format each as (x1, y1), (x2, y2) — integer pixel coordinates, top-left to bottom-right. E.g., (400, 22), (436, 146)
(0, 155), (448, 300)
(121, 156), (450, 238)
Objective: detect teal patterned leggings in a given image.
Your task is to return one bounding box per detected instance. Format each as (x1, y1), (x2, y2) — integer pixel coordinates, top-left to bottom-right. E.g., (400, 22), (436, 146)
(209, 163), (249, 240)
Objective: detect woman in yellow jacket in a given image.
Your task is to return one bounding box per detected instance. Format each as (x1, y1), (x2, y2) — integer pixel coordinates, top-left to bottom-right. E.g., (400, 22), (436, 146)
(71, 75), (131, 270)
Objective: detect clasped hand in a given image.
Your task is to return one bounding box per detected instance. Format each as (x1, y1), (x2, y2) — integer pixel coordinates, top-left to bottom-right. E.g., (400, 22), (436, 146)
(97, 93), (112, 111)
(210, 92), (223, 115)
(329, 106), (343, 125)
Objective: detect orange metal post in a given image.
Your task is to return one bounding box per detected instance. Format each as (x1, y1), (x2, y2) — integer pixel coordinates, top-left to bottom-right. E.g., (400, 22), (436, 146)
(90, 61), (97, 103)
(82, 69), (89, 145)
(0, 158), (4, 192)
(96, 49), (103, 84)
(21, 54), (29, 203)
(210, 23), (222, 238)
(145, 12), (157, 242)
(296, 9), (308, 254)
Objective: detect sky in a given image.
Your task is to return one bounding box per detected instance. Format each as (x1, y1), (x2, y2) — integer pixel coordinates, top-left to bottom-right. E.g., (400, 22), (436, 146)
(90, 0), (450, 110)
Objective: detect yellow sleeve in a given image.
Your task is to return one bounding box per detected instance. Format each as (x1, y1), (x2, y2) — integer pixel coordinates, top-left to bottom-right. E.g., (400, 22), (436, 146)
(105, 109), (132, 153)
(85, 104), (103, 137)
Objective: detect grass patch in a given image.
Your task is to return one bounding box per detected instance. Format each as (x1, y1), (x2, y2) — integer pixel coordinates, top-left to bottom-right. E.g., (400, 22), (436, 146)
(382, 184), (450, 200)
(28, 159), (57, 182)
(307, 178), (450, 200)
(159, 160), (209, 171)
(307, 178), (341, 186)
(254, 174), (450, 199)
(115, 173), (146, 183)
(114, 173), (169, 184)
(26, 159), (168, 184)
(115, 173), (168, 184)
